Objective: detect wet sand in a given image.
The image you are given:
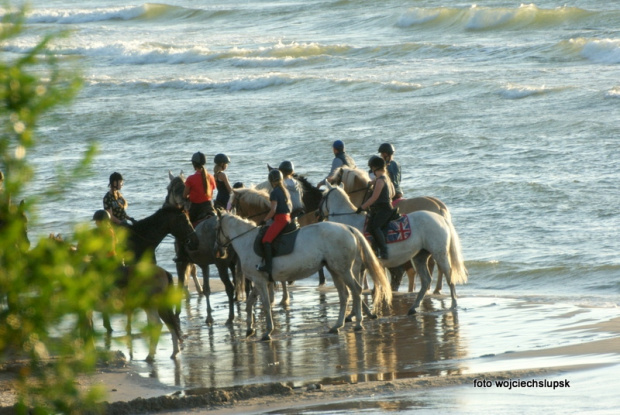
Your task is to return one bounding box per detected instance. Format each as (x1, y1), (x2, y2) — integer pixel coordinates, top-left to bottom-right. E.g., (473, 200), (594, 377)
(2, 278), (619, 414)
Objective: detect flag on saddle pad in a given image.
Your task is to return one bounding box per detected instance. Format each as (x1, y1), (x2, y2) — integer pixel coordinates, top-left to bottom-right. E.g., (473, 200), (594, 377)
(363, 215), (412, 244)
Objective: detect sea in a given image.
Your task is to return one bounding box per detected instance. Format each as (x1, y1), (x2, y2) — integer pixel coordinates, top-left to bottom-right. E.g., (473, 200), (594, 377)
(4, 1), (620, 413)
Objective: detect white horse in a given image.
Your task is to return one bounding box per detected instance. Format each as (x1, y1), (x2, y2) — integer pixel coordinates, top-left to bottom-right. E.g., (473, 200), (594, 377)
(319, 183), (467, 314)
(215, 211), (392, 341)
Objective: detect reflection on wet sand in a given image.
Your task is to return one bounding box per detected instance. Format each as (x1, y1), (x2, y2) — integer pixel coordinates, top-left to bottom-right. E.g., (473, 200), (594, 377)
(103, 285), (468, 391)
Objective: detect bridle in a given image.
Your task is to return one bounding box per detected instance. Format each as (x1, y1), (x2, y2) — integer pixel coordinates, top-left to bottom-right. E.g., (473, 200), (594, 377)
(215, 214), (260, 252)
(316, 188), (359, 221)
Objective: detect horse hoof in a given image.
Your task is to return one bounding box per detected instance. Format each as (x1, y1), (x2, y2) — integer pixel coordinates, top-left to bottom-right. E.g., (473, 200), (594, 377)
(354, 325), (364, 332)
(328, 327), (340, 334)
(407, 308), (417, 315)
(170, 351), (180, 359)
(260, 334), (272, 342)
(368, 313), (378, 320)
(205, 317), (214, 326)
(433, 290), (441, 295)
(246, 329), (255, 337)
(345, 316), (353, 323)
(145, 354), (155, 363)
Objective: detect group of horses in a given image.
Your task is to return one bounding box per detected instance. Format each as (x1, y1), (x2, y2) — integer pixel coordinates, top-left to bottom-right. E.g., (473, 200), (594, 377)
(159, 165), (467, 346)
(27, 165), (467, 361)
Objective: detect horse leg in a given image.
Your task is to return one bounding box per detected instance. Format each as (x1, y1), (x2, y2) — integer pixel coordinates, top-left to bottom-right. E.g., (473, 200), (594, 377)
(190, 264), (202, 295)
(318, 267), (326, 286)
(328, 273), (349, 334)
(157, 306), (183, 359)
(201, 266), (214, 326)
(144, 308), (163, 362)
(404, 260), (416, 292)
(256, 281), (274, 341)
(102, 312), (113, 333)
(388, 265), (405, 292)
(215, 261), (236, 326)
(434, 255), (457, 309)
(280, 281), (290, 307)
(343, 270), (364, 331)
(408, 250), (431, 315)
(246, 286), (259, 337)
(432, 256), (444, 294)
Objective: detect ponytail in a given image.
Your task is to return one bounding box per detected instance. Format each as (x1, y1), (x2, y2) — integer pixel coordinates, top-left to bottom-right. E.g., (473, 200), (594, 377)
(200, 166), (211, 197)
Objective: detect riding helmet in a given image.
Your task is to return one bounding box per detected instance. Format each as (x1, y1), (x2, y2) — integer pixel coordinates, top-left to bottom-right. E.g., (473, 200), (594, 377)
(378, 143), (395, 155)
(278, 160), (294, 175)
(268, 169), (283, 183)
(214, 153), (231, 165)
(109, 171), (123, 185)
(191, 151), (206, 166)
(368, 155), (385, 170)
(332, 140), (344, 151)
(92, 209), (111, 222)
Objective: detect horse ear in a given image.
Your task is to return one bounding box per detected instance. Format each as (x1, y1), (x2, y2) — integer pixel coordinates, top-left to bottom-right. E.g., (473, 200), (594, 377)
(267, 164), (274, 171)
(338, 183), (345, 189)
(325, 181), (333, 190)
(168, 170), (174, 181)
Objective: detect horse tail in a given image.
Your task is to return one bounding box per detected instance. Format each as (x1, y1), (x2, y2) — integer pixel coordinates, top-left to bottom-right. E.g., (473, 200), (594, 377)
(444, 218), (468, 285)
(348, 226), (392, 309)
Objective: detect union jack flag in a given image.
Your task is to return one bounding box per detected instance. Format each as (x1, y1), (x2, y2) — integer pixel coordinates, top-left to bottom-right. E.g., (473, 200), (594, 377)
(363, 215), (412, 244)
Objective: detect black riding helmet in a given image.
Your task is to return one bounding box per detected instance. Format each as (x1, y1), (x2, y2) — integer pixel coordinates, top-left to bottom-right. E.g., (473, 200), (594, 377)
(378, 143), (395, 155)
(278, 160), (294, 175)
(214, 153), (230, 165)
(92, 209), (111, 222)
(268, 169), (283, 183)
(368, 155), (385, 170)
(191, 151), (206, 166)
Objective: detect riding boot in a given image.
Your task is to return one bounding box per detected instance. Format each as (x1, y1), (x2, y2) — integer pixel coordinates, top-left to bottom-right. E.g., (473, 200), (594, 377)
(372, 229), (389, 260)
(257, 242), (273, 280)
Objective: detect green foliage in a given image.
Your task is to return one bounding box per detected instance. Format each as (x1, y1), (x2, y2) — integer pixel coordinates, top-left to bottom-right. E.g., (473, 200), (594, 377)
(1, 3), (180, 414)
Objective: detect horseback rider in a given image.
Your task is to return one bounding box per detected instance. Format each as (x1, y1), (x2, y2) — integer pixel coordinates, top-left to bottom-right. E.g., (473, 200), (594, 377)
(103, 172), (135, 226)
(378, 142), (404, 202)
(257, 169), (292, 278)
(356, 156), (395, 259)
(278, 160), (304, 217)
(213, 153), (233, 211)
(317, 140), (357, 188)
(184, 151), (216, 225)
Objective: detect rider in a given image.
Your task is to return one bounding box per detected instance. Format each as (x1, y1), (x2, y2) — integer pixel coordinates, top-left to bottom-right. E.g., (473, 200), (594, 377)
(356, 156), (395, 260)
(213, 153), (233, 211)
(257, 169), (292, 278)
(103, 172), (135, 226)
(278, 160), (304, 217)
(184, 151), (216, 225)
(378, 143), (404, 202)
(317, 140), (356, 188)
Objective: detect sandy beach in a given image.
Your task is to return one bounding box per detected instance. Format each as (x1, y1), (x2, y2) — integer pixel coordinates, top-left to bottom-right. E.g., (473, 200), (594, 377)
(2, 279), (619, 414)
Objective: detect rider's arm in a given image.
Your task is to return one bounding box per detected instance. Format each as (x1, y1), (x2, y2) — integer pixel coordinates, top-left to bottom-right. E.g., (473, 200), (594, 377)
(360, 178), (385, 210)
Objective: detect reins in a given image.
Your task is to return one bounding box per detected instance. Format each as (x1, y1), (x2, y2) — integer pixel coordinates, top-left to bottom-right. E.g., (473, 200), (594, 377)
(317, 188), (359, 221)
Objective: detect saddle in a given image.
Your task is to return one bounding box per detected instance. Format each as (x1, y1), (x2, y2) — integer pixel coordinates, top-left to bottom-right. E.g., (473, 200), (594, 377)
(254, 218), (301, 257)
(363, 209), (412, 244)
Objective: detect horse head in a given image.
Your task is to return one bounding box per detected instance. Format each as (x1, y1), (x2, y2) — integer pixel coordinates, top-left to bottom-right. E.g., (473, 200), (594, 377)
(165, 171), (189, 211)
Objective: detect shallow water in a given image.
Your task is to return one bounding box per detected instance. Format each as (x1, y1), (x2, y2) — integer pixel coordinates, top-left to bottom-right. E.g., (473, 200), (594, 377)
(98, 281), (619, 398)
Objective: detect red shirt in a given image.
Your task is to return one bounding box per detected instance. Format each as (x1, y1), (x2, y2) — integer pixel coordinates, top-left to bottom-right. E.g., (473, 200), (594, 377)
(185, 170), (215, 203)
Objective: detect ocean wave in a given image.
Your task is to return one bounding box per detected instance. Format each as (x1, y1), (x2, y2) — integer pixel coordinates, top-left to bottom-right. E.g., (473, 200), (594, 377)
(560, 38), (620, 64)
(498, 83), (562, 99)
(397, 4), (595, 31)
(24, 3), (227, 25)
(86, 73), (301, 92)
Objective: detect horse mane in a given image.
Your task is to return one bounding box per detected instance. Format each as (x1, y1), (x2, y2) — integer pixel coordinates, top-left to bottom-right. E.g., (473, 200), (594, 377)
(236, 187), (270, 208)
(341, 166), (369, 190)
(294, 174), (321, 196)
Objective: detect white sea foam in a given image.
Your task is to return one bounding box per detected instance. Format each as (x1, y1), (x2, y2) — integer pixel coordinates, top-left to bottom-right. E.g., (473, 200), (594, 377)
(498, 84), (554, 99)
(26, 5), (145, 24)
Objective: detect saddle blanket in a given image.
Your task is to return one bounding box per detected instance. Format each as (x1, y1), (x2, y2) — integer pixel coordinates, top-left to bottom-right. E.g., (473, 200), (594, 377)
(364, 215), (412, 244)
